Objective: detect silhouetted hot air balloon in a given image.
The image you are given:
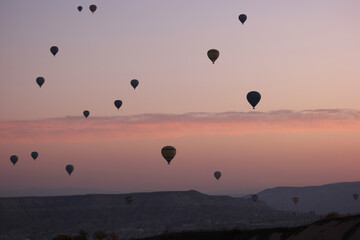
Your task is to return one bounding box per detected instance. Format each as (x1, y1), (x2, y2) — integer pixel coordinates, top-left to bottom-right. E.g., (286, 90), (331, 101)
(114, 100), (122, 110)
(83, 110), (90, 118)
(353, 193), (359, 200)
(125, 196), (134, 204)
(65, 164), (74, 175)
(247, 91), (261, 109)
(238, 14), (247, 24)
(31, 152), (38, 160)
(214, 171), (221, 180)
(252, 194), (259, 202)
(36, 77), (45, 88)
(207, 49), (219, 64)
(161, 146), (176, 164)
(77, 6), (83, 12)
(50, 46), (58, 56)
(131, 79), (139, 89)
(292, 197), (299, 205)
(10, 155), (18, 165)
(89, 5), (97, 13)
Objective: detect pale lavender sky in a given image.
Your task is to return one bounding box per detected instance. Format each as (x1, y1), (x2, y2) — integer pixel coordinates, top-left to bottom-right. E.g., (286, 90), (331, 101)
(0, 1), (359, 197)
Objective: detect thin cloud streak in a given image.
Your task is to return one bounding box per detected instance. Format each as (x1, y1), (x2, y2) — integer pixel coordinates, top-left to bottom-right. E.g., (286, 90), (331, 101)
(1, 109), (359, 143)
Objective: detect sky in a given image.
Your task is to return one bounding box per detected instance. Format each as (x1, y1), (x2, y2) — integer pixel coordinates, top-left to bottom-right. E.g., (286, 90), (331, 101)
(0, 0), (359, 197)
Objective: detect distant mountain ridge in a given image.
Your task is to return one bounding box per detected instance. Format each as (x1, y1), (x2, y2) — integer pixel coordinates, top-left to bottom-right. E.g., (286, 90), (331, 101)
(2, 181), (359, 240)
(0, 190), (315, 240)
(257, 181), (360, 214)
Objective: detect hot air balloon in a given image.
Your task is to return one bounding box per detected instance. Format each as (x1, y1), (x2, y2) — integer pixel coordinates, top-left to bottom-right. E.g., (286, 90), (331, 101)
(130, 79), (139, 89)
(83, 110), (90, 118)
(161, 146), (176, 164)
(214, 171), (221, 180)
(238, 14), (247, 24)
(10, 155), (18, 165)
(292, 197), (299, 205)
(77, 6), (83, 12)
(114, 100), (122, 110)
(252, 194), (259, 202)
(50, 46), (58, 56)
(36, 77), (45, 88)
(125, 196), (134, 204)
(247, 91), (261, 109)
(207, 49), (219, 64)
(89, 5), (97, 13)
(353, 193), (359, 200)
(65, 164), (74, 175)
(31, 152), (38, 160)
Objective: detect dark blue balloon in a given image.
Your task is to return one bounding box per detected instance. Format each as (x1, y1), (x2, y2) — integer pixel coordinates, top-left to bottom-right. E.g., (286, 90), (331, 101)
(247, 91), (261, 109)
(83, 110), (90, 118)
(36, 77), (45, 88)
(50, 46), (58, 56)
(89, 4), (97, 13)
(10, 155), (18, 165)
(31, 152), (38, 160)
(66, 164), (74, 175)
(114, 100), (122, 110)
(77, 6), (83, 12)
(238, 14), (247, 24)
(130, 79), (139, 89)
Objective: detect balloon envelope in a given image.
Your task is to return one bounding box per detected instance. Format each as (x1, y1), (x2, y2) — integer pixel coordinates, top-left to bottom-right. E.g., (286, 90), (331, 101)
(36, 77), (45, 88)
(238, 14), (247, 24)
(247, 91), (261, 109)
(292, 197), (299, 205)
(114, 100), (122, 109)
(353, 193), (359, 200)
(83, 110), (90, 118)
(214, 171), (221, 180)
(31, 152), (38, 160)
(207, 49), (219, 64)
(50, 46), (58, 56)
(130, 79), (139, 89)
(77, 6), (83, 12)
(89, 5), (97, 13)
(161, 146), (176, 164)
(10, 155), (18, 165)
(252, 194), (259, 202)
(125, 196), (134, 204)
(66, 165), (74, 175)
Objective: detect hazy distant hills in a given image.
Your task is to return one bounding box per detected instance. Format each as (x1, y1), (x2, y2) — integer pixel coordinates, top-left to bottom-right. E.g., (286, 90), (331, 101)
(257, 182), (360, 214)
(0, 190), (315, 240)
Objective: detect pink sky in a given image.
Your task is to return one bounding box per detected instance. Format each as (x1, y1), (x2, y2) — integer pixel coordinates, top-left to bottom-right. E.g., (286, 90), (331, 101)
(1, 110), (359, 196)
(0, 1), (360, 196)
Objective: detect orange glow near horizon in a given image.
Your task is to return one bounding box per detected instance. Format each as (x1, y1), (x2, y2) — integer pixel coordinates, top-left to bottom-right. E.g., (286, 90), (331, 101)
(1, 110), (359, 196)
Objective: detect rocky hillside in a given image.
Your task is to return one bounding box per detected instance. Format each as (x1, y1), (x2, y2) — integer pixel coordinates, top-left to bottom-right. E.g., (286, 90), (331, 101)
(135, 214), (360, 240)
(0, 190), (317, 240)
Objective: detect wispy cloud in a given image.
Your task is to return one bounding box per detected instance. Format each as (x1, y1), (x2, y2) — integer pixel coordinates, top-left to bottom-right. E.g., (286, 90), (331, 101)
(1, 109), (359, 143)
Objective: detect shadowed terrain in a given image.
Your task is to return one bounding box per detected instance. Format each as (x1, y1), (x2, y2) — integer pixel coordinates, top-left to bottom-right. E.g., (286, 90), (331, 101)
(134, 214), (360, 240)
(0, 190), (317, 240)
